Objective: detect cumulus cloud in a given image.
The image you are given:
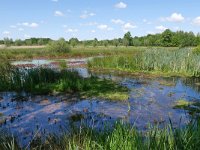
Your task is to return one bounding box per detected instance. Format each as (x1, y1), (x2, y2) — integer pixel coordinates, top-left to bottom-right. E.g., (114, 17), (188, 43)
(80, 22), (98, 26)
(192, 17), (200, 26)
(161, 13), (185, 22)
(97, 24), (113, 31)
(17, 22), (39, 28)
(111, 19), (125, 24)
(155, 25), (167, 32)
(66, 28), (78, 33)
(54, 11), (64, 17)
(115, 2), (127, 9)
(122, 23), (137, 32)
(80, 11), (96, 19)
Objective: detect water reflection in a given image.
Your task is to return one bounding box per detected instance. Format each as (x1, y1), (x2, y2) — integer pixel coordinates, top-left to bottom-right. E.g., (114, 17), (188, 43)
(1, 59), (199, 146)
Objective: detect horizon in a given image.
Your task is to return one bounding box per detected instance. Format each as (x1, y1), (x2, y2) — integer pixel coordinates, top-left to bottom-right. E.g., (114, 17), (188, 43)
(1, 0), (200, 40)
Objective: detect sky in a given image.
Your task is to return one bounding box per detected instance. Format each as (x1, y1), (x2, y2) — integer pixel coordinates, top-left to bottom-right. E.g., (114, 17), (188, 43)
(0, 0), (200, 40)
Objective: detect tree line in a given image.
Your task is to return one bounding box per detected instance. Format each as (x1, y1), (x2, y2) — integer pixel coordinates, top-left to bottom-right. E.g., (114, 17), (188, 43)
(1, 29), (200, 47)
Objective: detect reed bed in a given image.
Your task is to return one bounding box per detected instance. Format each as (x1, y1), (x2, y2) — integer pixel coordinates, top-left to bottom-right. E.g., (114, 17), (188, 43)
(0, 46), (141, 60)
(88, 48), (200, 77)
(0, 65), (128, 99)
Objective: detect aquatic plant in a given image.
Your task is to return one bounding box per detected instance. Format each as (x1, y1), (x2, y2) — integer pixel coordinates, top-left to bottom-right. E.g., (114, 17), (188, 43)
(173, 99), (193, 109)
(88, 48), (200, 77)
(0, 66), (128, 100)
(0, 46), (141, 60)
(0, 131), (19, 150)
(1, 120), (200, 149)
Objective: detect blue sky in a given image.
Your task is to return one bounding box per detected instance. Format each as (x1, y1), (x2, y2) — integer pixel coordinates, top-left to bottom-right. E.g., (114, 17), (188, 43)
(0, 0), (200, 40)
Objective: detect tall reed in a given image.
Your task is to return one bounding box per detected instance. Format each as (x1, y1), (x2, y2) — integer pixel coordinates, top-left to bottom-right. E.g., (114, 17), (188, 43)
(88, 48), (200, 77)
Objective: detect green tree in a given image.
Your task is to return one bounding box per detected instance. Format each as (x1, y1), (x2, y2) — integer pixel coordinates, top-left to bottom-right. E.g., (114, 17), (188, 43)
(123, 31), (132, 46)
(4, 38), (13, 47)
(132, 38), (141, 46)
(15, 39), (23, 46)
(113, 39), (119, 47)
(47, 38), (70, 53)
(197, 33), (200, 45)
(161, 29), (173, 47)
(92, 38), (98, 47)
(69, 38), (79, 48)
(38, 39), (44, 45)
(25, 39), (33, 45)
(103, 40), (109, 47)
(123, 38), (129, 47)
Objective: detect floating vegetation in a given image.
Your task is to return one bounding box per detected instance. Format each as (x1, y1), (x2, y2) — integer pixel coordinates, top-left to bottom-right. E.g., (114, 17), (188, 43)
(173, 99), (193, 109)
(158, 80), (176, 87)
(173, 99), (200, 116)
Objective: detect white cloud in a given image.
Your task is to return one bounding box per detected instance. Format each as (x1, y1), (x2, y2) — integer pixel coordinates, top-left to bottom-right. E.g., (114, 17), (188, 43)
(122, 23), (137, 32)
(143, 19), (152, 25)
(3, 31), (10, 35)
(80, 11), (96, 19)
(97, 24), (113, 31)
(24, 34), (31, 39)
(66, 28), (78, 33)
(91, 30), (96, 33)
(29, 23), (39, 28)
(192, 17), (200, 26)
(111, 19), (124, 24)
(80, 22), (98, 26)
(115, 2), (127, 9)
(18, 22), (39, 28)
(155, 25), (167, 32)
(54, 11), (64, 17)
(161, 13), (185, 22)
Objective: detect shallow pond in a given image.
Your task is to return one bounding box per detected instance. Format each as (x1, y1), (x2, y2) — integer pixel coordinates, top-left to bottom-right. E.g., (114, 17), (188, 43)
(1, 59), (200, 147)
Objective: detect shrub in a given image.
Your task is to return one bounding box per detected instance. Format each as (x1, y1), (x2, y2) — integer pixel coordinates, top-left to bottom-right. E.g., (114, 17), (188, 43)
(193, 45), (200, 54)
(47, 38), (70, 53)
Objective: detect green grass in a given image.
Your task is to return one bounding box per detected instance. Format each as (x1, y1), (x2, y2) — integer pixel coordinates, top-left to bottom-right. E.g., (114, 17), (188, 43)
(1, 120), (200, 150)
(0, 64), (129, 100)
(88, 48), (200, 77)
(0, 46), (141, 60)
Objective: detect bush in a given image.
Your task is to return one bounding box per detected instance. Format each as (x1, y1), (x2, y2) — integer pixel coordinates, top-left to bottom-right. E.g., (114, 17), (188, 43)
(47, 38), (71, 53)
(193, 45), (200, 54)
